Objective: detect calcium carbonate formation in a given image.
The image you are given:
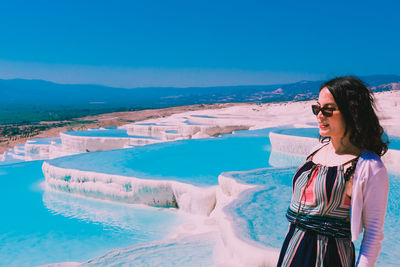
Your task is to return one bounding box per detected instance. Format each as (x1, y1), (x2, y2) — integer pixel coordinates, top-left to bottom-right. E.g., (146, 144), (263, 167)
(2, 92), (400, 266)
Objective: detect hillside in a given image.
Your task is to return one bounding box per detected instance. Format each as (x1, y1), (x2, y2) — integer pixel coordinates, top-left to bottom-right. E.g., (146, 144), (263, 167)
(0, 74), (399, 124)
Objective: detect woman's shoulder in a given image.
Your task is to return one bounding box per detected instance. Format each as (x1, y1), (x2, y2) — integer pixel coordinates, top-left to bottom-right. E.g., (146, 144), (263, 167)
(355, 150), (387, 181)
(358, 151), (385, 168)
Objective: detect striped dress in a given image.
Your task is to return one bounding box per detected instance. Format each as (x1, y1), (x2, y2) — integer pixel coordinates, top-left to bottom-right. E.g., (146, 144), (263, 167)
(277, 149), (358, 267)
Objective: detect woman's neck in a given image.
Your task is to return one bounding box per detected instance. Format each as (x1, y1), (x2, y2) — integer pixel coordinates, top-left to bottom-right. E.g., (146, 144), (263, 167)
(330, 135), (361, 156)
(313, 137), (361, 166)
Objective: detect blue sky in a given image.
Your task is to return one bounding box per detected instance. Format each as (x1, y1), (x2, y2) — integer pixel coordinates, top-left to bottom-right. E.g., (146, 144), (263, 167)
(0, 0), (398, 87)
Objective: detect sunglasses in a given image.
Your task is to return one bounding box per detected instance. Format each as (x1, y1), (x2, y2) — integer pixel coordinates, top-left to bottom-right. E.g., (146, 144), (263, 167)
(311, 105), (337, 117)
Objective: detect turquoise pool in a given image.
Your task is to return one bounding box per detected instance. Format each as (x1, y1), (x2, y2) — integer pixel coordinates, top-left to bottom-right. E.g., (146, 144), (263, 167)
(224, 163), (400, 266)
(27, 137), (61, 145)
(63, 127), (159, 139)
(2, 126), (399, 266)
(48, 128), (281, 186)
(0, 161), (186, 266)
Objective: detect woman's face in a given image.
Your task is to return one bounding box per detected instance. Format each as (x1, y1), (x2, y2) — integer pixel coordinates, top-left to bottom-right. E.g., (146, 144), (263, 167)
(316, 87), (347, 140)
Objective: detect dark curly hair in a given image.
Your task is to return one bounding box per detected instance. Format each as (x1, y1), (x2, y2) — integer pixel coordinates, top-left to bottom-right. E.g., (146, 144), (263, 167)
(319, 76), (389, 156)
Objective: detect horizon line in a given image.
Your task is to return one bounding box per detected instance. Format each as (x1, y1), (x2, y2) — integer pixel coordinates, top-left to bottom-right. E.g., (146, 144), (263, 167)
(1, 74), (399, 90)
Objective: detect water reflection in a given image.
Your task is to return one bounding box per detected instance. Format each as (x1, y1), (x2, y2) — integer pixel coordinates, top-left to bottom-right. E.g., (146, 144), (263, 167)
(43, 189), (183, 234)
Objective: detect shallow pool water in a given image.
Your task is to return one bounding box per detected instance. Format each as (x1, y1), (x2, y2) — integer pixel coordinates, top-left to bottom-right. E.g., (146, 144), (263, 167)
(135, 123), (159, 125)
(1, 127), (282, 266)
(0, 161), (185, 266)
(190, 115), (216, 118)
(48, 128), (281, 186)
(389, 135), (400, 150)
(82, 232), (217, 266)
(226, 167), (400, 266)
(223, 167), (296, 247)
(182, 119), (207, 125)
(27, 137), (61, 145)
(63, 127), (159, 139)
(2, 126), (399, 266)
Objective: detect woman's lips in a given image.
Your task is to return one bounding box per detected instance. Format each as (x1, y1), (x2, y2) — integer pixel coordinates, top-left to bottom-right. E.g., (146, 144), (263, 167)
(319, 123), (329, 129)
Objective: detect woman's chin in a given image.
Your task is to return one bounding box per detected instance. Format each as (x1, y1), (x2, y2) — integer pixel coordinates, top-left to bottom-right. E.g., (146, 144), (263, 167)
(319, 129), (330, 137)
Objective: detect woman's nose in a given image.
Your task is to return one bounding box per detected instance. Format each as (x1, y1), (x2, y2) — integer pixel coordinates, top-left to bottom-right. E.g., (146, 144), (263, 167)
(316, 110), (324, 119)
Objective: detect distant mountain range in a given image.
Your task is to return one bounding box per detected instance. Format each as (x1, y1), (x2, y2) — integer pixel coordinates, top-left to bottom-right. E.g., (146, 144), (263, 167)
(1, 75), (399, 109)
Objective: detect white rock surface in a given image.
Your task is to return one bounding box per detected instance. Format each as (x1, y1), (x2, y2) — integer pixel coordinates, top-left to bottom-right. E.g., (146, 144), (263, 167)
(43, 162), (217, 216)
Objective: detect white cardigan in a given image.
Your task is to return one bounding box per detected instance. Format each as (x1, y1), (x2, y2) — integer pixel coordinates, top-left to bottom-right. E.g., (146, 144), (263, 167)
(351, 151), (389, 267)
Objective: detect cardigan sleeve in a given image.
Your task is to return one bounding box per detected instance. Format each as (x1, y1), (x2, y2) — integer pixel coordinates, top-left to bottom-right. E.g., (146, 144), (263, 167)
(354, 155), (389, 267)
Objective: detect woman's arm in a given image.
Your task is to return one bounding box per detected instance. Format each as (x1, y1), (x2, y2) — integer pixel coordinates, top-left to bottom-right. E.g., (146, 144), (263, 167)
(357, 166), (389, 266)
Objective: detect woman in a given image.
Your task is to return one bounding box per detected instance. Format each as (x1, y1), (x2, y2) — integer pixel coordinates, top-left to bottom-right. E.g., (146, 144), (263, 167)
(277, 76), (389, 267)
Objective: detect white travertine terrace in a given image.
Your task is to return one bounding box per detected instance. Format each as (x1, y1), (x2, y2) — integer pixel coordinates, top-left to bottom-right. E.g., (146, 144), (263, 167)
(269, 130), (400, 171)
(3, 91), (400, 266)
(214, 173), (280, 266)
(43, 162), (217, 216)
(375, 90), (400, 137)
(2, 90), (399, 164)
(269, 132), (319, 156)
(38, 101), (318, 156)
(59, 132), (164, 153)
